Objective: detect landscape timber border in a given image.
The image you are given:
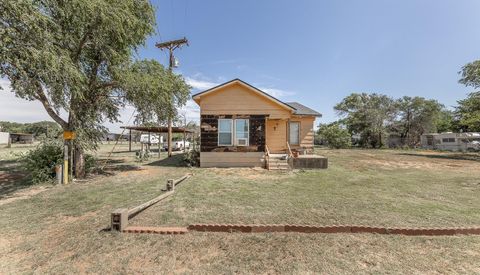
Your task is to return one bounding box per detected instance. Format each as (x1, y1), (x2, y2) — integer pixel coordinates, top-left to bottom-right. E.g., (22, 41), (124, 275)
(111, 173), (192, 231)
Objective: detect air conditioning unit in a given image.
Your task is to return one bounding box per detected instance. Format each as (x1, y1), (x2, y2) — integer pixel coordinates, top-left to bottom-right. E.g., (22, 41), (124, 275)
(237, 138), (248, 146)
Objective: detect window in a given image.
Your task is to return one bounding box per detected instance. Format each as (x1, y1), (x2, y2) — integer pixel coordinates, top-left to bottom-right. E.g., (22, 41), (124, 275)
(218, 119), (233, 146)
(289, 122), (300, 145)
(442, 138), (455, 143)
(235, 119), (249, 146)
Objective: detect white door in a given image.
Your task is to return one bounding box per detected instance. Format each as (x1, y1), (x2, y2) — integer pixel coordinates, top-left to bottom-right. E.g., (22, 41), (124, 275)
(289, 122), (300, 145)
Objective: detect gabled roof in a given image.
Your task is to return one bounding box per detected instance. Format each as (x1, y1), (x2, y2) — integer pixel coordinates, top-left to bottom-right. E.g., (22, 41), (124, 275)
(286, 102), (322, 117)
(192, 78), (322, 117)
(192, 78), (296, 111)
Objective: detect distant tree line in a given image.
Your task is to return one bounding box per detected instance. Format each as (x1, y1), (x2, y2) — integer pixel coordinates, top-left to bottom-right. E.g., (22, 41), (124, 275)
(318, 60), (480, 149)
(0, 121), (62, 139)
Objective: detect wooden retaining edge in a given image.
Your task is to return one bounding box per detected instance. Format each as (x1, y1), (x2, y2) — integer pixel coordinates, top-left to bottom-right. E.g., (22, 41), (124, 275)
(129, 173), (192, 218)
(111, 173), (192, 231)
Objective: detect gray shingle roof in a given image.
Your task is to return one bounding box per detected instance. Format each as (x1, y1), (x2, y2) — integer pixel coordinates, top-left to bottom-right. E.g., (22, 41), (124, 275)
(286, 102), (322, 117)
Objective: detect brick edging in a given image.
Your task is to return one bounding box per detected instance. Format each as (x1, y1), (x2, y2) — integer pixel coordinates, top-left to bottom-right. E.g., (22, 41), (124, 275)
(121, 224), (480, 236)
(187, 224), (480, 236)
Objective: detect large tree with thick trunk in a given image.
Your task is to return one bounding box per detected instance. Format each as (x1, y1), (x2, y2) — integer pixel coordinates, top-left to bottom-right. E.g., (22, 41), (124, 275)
(0, 0), (190, 178)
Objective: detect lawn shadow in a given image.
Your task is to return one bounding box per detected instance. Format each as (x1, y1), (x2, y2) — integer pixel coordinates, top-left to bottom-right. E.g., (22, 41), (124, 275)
(0, 159), (32, 199)
(147, 153), (187, 167)
(396, 152), (480, 162)
(95, 158), (143, 175)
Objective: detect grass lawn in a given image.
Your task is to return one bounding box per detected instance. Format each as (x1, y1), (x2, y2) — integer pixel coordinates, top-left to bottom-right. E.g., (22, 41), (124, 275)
(1, 144), (480, 273)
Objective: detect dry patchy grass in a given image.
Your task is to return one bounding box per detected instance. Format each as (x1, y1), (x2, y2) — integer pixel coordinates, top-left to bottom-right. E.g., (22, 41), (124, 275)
(0, 146), (480, 273)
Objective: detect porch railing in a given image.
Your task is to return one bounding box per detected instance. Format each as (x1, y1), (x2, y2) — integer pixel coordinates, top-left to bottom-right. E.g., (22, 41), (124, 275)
(286, 142), (293, 158)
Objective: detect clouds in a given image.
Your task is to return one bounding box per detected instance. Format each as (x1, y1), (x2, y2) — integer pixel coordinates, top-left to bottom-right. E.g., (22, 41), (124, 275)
(0, 74), (295, 132)
(185, 75), (295, 98)
(0, 78), (56, 123)
(185, 77), (218, 90)
(261, 87), (295, 98)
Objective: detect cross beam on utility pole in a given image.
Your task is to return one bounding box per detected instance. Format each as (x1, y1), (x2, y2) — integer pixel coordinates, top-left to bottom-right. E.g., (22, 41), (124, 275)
(155, 37), (189, 157)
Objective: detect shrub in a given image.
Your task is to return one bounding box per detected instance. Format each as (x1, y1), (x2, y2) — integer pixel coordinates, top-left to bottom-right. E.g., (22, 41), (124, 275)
(183, 148), (200, 167)
(19, 140), (97, 183)
(20, 140), (63, 184)
(318, 123), (352, 149)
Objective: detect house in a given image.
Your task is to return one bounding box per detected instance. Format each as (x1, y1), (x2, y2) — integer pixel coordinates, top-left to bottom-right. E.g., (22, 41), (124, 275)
(421, 132), (480, 152)
(192, 79), (327, 169)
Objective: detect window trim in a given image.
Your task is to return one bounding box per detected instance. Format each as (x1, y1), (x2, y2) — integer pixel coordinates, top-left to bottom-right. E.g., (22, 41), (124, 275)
(289, 121), (300, 146)
(235, 119), (249, 146)
(218, 119), (233, 146)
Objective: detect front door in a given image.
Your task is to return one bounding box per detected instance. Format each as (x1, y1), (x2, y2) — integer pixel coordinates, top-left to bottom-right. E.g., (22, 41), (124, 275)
(266, 119), (287, 153)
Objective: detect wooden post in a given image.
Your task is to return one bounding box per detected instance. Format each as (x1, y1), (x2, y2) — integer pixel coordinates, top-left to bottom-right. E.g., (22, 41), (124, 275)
(129, 129), (132, 152)
(63, 143), (69, 184)
(183, 130), (186, 153)
(155, 38), (188, 158)
(168, 120), (172, 157)
(158, 138), (161, 158)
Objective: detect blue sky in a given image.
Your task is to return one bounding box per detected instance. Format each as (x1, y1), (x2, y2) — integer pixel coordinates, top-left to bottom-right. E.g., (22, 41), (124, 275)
(2, 0), (480, 132)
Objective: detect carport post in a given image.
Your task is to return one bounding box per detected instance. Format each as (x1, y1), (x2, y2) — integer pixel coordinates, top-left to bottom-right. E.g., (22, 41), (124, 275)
(128, 129), (132, 152)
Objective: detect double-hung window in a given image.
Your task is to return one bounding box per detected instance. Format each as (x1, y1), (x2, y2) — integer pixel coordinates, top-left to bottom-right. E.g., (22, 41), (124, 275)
(235, 119), (249, 146)
(218, 119), (233, 146)
(217, 118), (249, 146)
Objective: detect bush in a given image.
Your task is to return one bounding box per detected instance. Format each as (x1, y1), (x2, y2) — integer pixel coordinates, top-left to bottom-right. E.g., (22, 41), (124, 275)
(19, 140), (97, 183)
(20, 140), (63, 184)
(183, 148), (200, 167)
(318, 123), (352, 149)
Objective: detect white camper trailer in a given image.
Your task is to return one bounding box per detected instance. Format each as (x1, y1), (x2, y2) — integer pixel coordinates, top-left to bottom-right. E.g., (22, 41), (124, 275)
(421, 132), (480, 152)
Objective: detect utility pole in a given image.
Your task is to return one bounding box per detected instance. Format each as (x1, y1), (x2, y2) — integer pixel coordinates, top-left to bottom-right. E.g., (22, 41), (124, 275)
(155, 37), (189, 157)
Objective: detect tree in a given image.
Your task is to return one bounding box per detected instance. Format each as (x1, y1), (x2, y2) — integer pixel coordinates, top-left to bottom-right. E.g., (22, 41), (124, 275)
(317, 122), (351, 149)
(455, 92), (480, 132)
(390, 96), (444, 146)
(334, 93), (396, 148)
(457, 61), (480, 132)
(1, 0), (190, 177)
(436, 109), (456, 133)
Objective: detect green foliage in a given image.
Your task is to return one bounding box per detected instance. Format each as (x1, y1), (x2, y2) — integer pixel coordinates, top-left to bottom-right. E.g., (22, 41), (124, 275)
(20, 140), (63, 184)
(335, 93), (396, 148)
(390, 96), (445, 146)
(121, 60), (191, 125)
(457, 61), (480, 132)
(183, 148), (200, 167)
(317, 123), (352, 149)
(1, 0), (190, 176)
(0, 121), (62, 139)
(0, 1), (185, 145)
(455, 92), (480, 132)
(436, 109), (456, 133)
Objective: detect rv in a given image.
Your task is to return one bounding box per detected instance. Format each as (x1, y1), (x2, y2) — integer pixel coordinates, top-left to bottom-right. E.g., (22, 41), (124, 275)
(421, 132), (480, 152)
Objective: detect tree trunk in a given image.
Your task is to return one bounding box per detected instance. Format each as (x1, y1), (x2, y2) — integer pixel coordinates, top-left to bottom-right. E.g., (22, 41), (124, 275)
(74, 146), (86, 178)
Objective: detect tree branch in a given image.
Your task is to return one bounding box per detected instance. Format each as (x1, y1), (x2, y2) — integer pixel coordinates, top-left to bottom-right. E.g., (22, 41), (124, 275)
(34, 84), (69, 129)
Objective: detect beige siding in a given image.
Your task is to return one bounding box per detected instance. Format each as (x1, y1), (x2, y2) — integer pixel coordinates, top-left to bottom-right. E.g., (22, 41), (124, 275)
(266, 119), (287, 152)
(198, 83), (291, 119)
(290, 116), (315, 148)
(200, 152), (265, 168)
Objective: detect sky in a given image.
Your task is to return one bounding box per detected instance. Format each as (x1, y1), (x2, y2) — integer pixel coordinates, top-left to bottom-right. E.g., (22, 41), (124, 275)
(2, 0), (480, 132)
